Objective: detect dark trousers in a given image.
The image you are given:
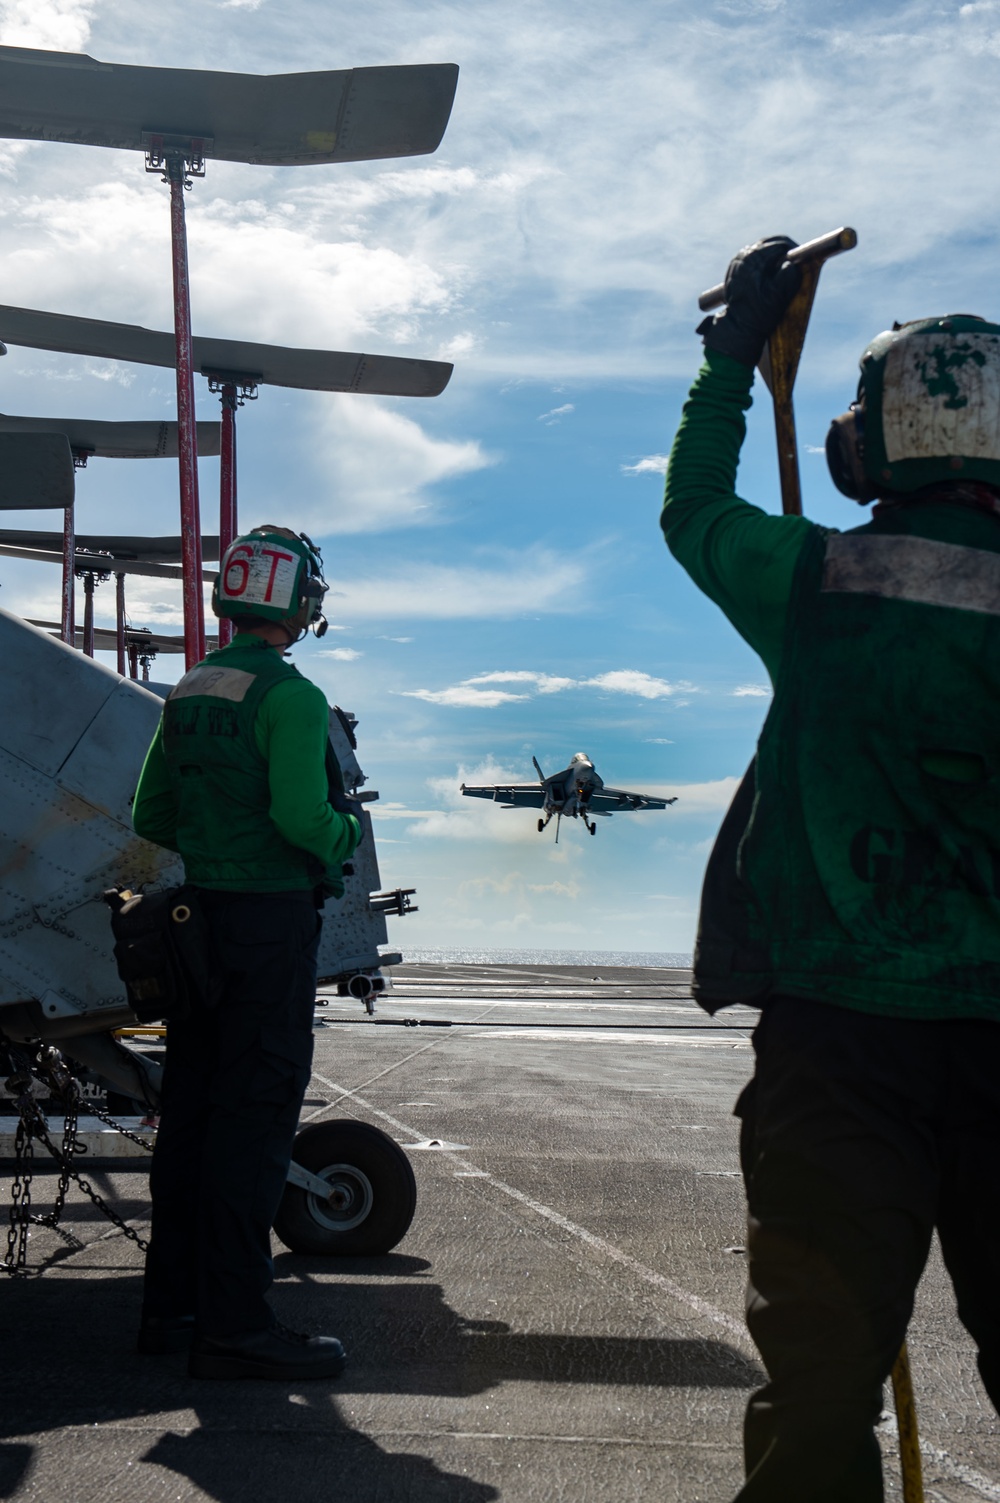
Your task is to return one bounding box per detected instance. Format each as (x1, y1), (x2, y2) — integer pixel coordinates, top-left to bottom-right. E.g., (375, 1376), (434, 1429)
(733, 996), (1000, 1503)
(142, 890), (321, 1336)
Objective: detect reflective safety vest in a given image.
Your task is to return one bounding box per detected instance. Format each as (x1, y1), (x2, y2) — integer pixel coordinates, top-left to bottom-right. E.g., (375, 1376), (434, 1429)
(694, 512), (1000, 1021)
(162, 638), (322, 892)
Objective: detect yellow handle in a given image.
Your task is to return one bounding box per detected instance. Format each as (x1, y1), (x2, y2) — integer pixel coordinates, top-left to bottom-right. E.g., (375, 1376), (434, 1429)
(891, 1342), (924, 1503)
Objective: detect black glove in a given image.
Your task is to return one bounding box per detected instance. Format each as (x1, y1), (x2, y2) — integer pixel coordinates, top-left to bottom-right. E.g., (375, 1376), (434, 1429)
(329, 786), (366, 844)
(697, 236), (801, 368)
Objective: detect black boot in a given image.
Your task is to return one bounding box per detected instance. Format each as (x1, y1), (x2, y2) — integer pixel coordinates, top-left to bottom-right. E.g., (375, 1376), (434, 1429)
(189, 1323), (347, 1381)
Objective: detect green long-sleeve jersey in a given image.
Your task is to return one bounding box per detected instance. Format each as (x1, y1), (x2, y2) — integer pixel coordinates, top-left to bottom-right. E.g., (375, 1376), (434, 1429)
(660, 348), (1000, 1020)
(133, 637), (359, 888)
(660, 349), (816, 680)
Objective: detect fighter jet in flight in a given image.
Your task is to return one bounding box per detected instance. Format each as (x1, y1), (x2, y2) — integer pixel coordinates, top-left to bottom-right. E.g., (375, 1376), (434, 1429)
(461, 753), (676, 840)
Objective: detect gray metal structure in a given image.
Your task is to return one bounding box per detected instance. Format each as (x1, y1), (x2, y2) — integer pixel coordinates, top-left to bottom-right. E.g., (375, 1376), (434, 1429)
(27, 621), (218, 656)
(0, 46), (458, 166)
(0, 305), (453, 396)
(0, 607), (411, 1102)
(0, 531), (221, 560)
(0, 413), (221, 458)
(462, 752), (677, 839)
(0, 431), (74, 509)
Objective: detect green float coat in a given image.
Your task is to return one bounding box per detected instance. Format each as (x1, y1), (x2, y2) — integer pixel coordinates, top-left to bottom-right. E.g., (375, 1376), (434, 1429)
(662, 351), (1000, 1020)
(133, 635), (359, 892)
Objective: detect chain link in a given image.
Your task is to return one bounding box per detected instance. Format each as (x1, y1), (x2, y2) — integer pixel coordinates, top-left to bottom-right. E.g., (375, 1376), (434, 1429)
(2, 1039), (154, 1276)
(86, 1098), (156, 1153)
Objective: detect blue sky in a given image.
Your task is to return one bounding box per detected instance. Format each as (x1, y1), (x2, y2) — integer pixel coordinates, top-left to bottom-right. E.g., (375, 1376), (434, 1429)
(0, 0), (997, 953)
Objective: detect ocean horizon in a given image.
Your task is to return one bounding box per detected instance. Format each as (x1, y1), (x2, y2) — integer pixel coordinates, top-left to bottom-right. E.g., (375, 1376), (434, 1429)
(390, 946), (693, 968)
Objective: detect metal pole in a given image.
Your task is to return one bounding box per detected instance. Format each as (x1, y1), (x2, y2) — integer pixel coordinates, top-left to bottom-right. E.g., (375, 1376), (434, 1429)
(128, 640), (139, 681)
(167, 154), (206, 669)
(82, 572), (95, 658)
(61, 504), (75, 646)
(218, 381), (238, 648)
(115, 573), (127, 676)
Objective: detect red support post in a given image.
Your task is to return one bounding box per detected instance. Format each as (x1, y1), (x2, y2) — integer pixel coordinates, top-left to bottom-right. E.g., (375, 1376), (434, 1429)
(167, 155), (206, 669)
(218, 381), (238, 648)
(61, 504), (75, 645)
(115, 572), (127, 676)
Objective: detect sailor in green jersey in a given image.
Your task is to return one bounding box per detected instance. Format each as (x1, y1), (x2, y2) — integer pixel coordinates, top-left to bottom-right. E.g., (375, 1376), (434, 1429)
(133, 526), (361, 1382)
(662, 239), (1000, 1500)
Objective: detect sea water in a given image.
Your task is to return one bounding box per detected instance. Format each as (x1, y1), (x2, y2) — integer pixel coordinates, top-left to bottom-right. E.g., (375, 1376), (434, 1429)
(394, 947), (693, 968)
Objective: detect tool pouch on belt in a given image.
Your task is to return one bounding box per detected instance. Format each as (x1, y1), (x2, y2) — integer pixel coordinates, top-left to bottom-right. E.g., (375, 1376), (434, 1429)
(103, 886), (211, 1023)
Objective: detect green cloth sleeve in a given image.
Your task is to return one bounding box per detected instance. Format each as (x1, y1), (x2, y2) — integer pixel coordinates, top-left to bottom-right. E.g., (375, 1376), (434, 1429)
(131, 722), (180, 851)
(254, 678), (361, 867)
(660, 348), (819, 683)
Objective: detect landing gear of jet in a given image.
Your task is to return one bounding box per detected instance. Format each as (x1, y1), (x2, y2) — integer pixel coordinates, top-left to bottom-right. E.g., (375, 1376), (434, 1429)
(588, 820), (597, 836)
(537, 818), (545, 832)
(273, 1119), (417, 1257)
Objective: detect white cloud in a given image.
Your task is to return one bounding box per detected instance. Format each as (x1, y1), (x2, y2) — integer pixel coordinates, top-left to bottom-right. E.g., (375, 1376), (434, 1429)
(408, 762), (543, 843)
(439, 332), (477, 360)
(527, 879), (582, 898)
(644, 737), (675, 744)
(0, 0), (94, 50)
(327, 555), (586, 621)
(403, 664), (697, 707)
(7, 3), (1000, 389)
(733, 683), (771, 697)
(668, 777), (742, 814)
(300, 396), (493, 535)
(465, 670), (576, 694)
(622, 454), (670, 476)
(537, 403), (575, 425)
(318, 647), (362, 661)
(403, 686), (528, 708)
(583, 670), (693, 700)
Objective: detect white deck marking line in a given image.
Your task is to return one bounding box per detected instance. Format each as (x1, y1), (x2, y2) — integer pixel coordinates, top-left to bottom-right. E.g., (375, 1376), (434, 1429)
(310, 1047), (1000, 1499)
(471, 1029), (748, 1046)
(361, 999), (708, 1013)
(304, 1003), (503, 1123)
(308, 1069), (749, 1347)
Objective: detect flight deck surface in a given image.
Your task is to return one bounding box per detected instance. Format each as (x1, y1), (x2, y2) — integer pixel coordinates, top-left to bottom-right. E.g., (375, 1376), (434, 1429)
(1, 963), (996, 1501)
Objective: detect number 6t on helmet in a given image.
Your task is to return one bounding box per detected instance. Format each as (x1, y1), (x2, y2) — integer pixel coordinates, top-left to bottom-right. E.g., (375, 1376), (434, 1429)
(212, 525), (329, 642)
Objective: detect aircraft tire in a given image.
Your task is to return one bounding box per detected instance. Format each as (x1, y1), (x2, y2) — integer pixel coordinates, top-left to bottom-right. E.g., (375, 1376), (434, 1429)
(273, 1119), (417, 1257)
(537, 818), (545, 832)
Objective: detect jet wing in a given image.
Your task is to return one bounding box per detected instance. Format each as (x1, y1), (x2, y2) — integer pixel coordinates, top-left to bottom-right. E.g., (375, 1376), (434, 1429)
(586, 787), (676, 814)
(0, 48), (458, 166)
(460, 783), (546, 809)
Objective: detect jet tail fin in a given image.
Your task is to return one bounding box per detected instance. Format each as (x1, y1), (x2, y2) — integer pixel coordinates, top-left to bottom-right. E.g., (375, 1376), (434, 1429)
(532, 755), (545, 782)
